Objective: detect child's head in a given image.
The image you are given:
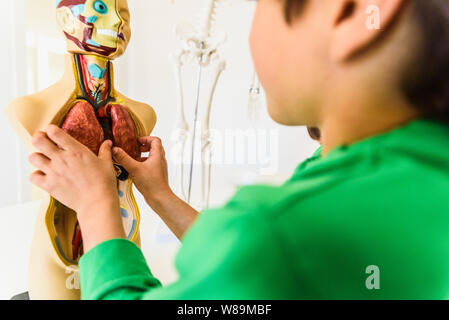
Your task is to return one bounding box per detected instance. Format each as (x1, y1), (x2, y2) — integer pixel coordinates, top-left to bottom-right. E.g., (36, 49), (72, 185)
(250, 0), (449, 127)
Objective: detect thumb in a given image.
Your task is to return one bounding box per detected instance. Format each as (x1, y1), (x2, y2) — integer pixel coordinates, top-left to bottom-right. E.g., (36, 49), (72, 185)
(98, 140), (113, 161)
(113, 147), (138, 173)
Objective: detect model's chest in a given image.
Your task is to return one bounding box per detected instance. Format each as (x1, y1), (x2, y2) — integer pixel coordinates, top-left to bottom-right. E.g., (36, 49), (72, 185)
(60, 100), (139, 160)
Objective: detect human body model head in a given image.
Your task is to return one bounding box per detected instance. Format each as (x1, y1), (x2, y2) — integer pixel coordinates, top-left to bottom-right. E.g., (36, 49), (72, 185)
(55, 0), (131, 59)
(250, 0), (449, 154)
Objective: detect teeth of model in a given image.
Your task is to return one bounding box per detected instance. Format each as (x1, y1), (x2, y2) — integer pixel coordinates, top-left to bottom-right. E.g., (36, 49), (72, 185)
(97, 29), (118, 38)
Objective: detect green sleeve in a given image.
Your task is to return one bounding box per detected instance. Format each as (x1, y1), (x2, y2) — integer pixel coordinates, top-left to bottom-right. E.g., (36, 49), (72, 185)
(79, 239), (162, 300)
(79, 202), (295, 300)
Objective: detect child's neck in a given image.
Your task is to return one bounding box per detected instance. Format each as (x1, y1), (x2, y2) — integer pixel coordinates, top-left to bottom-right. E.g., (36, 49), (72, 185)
(319, 90), (422, 156)
(73, 53), (113, 110)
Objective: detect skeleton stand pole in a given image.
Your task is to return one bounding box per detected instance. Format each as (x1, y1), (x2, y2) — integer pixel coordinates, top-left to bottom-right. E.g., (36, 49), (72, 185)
(187, 55), (204, 203)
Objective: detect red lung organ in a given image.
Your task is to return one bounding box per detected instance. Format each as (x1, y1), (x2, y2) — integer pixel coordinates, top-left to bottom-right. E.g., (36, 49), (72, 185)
(61, 101), (139, 160)
(61, 101), (104, 155)
(110, 104), (139, 160)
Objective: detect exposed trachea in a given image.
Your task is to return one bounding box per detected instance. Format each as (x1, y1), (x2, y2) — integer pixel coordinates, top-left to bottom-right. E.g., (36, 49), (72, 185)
(74, 54), (113, 111)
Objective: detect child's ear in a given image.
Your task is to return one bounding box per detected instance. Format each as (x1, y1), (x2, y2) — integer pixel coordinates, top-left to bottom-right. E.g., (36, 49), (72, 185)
(330, 0), (407, 62)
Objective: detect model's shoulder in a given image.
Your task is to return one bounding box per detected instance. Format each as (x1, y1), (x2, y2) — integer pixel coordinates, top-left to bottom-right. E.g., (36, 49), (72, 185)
(5, 94), (46, 136)
(115, 92), (157, 135)
(116, 92), (156, 114)
(6, 94), (39, 114)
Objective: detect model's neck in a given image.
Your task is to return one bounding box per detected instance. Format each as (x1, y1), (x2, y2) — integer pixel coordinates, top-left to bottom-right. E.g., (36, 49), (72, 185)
(72, 53), (113, 107)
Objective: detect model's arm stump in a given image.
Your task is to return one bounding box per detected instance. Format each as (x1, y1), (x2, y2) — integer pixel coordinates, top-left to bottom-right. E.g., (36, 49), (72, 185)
(5, 96), (42, 140)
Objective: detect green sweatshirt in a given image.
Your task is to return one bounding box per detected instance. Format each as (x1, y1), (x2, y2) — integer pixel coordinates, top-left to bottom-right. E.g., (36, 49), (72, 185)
(79, 119), (449, 300)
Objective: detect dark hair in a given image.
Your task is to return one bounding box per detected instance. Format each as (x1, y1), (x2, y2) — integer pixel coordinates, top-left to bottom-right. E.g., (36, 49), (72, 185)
(283, 0), (449, 122)
(307, 127), (321, 141)
(402, 0), (449, 122)
(284, 0), (306, 23)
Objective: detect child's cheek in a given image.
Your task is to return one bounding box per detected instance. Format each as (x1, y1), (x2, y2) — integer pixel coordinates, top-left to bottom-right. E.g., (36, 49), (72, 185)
(249, 2), (285, 100)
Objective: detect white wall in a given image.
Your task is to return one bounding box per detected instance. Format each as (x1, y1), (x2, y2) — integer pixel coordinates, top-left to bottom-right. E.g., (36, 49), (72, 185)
(0, 0), (31, 208)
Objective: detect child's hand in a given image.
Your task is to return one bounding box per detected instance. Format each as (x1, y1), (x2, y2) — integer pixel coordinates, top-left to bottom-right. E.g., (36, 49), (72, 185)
(112, 136), (172, 209)
(29, 125), (120, 218)
(113, 136), (198, 239)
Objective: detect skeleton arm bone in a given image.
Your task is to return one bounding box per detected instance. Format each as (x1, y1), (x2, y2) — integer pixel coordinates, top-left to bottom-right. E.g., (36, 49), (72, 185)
(201, 57), (226, 207)
(171, 50), (190, 199)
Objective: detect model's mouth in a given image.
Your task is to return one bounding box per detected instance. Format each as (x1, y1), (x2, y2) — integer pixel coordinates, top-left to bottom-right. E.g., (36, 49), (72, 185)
(118, 32), (125, 40)
(97, 29), (118, 38)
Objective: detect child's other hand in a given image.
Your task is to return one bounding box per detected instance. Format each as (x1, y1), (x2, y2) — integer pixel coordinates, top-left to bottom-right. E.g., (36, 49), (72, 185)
(112, 136), (172, 209)
(114, 136), (199, 239)
(29, 125), (120, 218)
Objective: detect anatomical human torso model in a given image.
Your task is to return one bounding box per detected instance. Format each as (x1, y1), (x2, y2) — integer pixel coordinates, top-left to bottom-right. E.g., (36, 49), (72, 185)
(5, 0), (156, 300)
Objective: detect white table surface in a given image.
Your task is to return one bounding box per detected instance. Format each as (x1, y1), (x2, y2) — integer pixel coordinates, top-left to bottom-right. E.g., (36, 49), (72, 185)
(0, 193), (181, 300)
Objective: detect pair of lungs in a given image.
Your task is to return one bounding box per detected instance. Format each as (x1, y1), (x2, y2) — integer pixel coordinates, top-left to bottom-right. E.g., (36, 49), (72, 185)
(60, 100), (141, 260)
(61, 100), (139, 160)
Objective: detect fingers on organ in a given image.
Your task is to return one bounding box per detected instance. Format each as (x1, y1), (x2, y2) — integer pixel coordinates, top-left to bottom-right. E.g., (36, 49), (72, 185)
(150, 139), (165, 157)
(112, 147), (126, 161)
(139, 144), (151, 153)
(98, 140), (113, 159)
(32, 132), (60, 158)
(46, 124), (80, 151)
(138, 136), (151, 144)
(138, 137), (162, 153)
(139, 136), (162, 146)
(29, 153), (51, 172)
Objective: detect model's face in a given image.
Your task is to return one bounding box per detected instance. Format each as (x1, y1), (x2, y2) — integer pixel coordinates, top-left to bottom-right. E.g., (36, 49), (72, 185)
(56, 0), (131, 59)
(83, 0), (123, 48)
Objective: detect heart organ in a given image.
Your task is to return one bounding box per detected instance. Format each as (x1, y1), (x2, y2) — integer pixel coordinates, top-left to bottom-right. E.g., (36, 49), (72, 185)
(61, 101), (139, 159)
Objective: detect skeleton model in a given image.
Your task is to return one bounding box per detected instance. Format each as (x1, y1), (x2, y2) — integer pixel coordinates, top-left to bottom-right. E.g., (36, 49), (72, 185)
(171, 0), (228, 209)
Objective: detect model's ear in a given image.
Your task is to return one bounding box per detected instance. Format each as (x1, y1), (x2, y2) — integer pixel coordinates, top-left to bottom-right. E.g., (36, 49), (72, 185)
(330, 0), (406, 61)
(56, 7), (77, 35)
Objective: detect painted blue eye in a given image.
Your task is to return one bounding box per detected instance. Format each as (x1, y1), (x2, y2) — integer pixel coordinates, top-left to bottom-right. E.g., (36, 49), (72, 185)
(93, 0), (108, 14)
